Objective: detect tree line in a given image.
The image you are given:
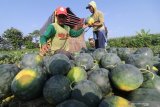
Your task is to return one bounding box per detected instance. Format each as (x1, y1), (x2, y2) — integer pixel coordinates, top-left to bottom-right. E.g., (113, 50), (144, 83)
(0, 27), (41, 50)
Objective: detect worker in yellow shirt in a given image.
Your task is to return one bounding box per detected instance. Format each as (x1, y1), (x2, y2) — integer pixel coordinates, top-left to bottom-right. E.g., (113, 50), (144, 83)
(86, 1), (108, 49)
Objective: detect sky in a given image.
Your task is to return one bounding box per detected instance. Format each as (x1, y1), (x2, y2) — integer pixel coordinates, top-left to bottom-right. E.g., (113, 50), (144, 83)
(0, 0), (160, 40)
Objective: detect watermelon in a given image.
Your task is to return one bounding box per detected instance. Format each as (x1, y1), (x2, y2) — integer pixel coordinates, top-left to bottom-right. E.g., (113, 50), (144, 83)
(100, 53), (121, 69)
(127, 88), (160, 107)
(134, 47), (153, 58)
(0, 64), (19, 99)
(92, 48), (107, 63)
(151, 54), (160, 64)
(125, 54), (153, 70)
(42, 55), (51, 72)
(75, 53), (94, 71)
(107, 47), (117, 54)
(79, 48), (88, 53)
(20, 53), (43, 69)
(9, 97), (52, 107)
(71, 80), (102, 107)
(67, 67), (87, 83)
(54, 49), (74, 60)
(140, 72), (160, 92)
(48, 54), (71, 75)
(43, 75), (71, 105)
(85, 17), (95, 26)
(88, 68), (112, 96)
(117, 48), (136, 61)
(11, 67), (46, 101)
(69, 60), (76, 68)
(56, 99), (88, 107)
(110, 64), (143, 91)
(154, 62), (160, 75)
(87, 61), (100, 75)
(99, 95), (135, 107)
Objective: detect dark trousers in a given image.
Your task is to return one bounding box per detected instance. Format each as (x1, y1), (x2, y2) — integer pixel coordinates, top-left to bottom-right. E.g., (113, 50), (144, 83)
(93, 31), (106, 49)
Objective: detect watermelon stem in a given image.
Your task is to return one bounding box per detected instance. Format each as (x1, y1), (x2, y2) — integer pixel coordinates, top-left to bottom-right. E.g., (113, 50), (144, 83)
(146, 65), (151, 70)
(1, 95), (14, 106)
(106, 65), (116, 69)
(80, 65), (87, 70)
(91, 64), (97, 70)
(140, 69), (155, 80)
(70, 81), (75, 90)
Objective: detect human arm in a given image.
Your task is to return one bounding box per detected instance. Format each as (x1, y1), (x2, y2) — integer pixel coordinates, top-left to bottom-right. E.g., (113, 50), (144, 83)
(40, 24), (56, 53)
(69, 24), (88, 37)
(92, 12), (104, 27)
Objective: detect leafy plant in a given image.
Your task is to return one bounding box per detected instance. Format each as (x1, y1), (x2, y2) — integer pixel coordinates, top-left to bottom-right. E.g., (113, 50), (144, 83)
(108, 33), (160, 49)
(136, 29), (150, 37)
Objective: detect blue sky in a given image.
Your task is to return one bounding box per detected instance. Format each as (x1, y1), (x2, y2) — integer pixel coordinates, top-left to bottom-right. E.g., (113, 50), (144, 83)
(0, 0), (160, 40)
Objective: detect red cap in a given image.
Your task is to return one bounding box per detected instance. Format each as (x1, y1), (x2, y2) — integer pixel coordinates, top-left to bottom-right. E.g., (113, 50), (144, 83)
(56, 7), (67, 16)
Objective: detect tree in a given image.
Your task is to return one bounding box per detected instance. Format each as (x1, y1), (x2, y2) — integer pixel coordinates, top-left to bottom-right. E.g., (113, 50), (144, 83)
(23, 35), (33, 41)
(0, 36), (3, 43)
(29, 30), (41, 43)
(2, 27), (23, 49)
(23, 35), (36, 49)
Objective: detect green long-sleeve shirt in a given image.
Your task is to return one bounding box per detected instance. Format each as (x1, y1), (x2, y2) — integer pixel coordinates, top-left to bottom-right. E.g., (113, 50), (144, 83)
(40, 24), (84, 45)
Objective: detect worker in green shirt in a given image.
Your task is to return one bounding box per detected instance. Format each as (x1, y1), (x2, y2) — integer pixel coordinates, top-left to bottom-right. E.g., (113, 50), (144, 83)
(40, 6), (88, 56)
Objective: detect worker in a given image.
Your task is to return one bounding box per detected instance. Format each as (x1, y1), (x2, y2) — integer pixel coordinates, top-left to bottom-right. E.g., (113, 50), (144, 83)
(86, 1), (108, 49)
(40, 6), (88, 56)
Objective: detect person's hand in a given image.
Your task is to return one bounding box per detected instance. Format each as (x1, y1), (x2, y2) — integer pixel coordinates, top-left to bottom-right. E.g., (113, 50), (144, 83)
(83, 24), (88, 29)
(87, 22), (95, 27)
(88, 24), (93, 27)
(91, 23), (96, 27)
(40, 44), (50, 56)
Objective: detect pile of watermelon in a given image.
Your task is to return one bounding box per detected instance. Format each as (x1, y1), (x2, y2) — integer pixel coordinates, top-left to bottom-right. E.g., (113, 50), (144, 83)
(1, 47), (160, 107)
